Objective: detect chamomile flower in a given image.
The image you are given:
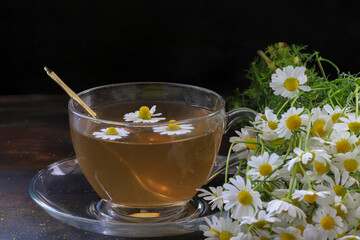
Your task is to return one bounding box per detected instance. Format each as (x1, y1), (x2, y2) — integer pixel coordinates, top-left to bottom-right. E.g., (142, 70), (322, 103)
(276, 107), (309, 139)
(92, 127), (130, 140)
(303, 224), (329, 240)
(199, 216), (241, 240)
(312, 207), (344, 240)
(222, 175), (262, 220)
(247, 152), (283, 180)
(292, 189), (330, 204)
(333, 150), (360, 174)
(286, 147), (331, 171)
(270, 65), (311, 98)
(266, 199), (306, 220)
(272, 226), (304, 240)
(338, 236), (360, 240)
(329, 130), (359, 154)
(240, 210), (280, 229)
(229, 127), (258, 153)
(323, 104), (350, 124)
(334, 114), (360, 133)
(153, 120), (193, 135)
(252, 107), (279, 132)
(231, 232), (258, 240)
(123, 105), (166, 123)
(311, 107), (332, 138)
(197, 186), (224, 210)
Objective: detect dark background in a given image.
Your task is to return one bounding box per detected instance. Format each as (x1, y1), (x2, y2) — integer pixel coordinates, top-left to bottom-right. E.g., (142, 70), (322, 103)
(8, 0), (360, 97)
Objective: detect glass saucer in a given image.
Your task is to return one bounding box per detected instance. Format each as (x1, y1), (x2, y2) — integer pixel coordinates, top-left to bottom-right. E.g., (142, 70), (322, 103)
(29, 157), (223, 237)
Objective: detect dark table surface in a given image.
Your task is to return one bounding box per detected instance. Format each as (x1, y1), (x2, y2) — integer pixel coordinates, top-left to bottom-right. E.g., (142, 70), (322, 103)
(0, 94), (206, 240)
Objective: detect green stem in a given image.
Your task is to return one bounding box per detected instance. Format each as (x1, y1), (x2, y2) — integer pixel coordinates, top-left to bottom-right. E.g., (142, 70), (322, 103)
(304, 108), (312, 152)
(316, 52), (328, 82)
(286, 163), (298, 199)
(298, 162), (312, 190)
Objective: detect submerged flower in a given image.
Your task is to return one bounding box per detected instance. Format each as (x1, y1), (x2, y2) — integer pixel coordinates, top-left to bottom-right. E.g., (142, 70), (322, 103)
(270, 65), (311, 98)
(152, 120), (193, 135)
(222, 175), (262, 220)
(123, 105), (165, 123)
(92, 127), (130, 140)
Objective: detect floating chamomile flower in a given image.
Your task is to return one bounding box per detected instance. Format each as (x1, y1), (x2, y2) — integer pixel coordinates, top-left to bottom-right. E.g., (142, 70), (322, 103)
(270, 65), (311, 98)
(199, 216), (241, 240)
(92, 127), (130, 140)
(152, 120), (193, 135)
(276, 107), (309, 139)
(222, 175), (262, 220)
(123, 105), (165, 123)
(312, 207), (344, 240)
(247, 152), (283, 180)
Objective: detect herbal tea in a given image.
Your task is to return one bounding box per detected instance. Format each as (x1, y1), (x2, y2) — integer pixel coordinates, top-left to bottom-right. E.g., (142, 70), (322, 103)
(70, 101), (224, 208)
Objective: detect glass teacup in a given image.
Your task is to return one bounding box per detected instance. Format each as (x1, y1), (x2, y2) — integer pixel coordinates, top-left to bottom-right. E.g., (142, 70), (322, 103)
(68, 82), (256, 222)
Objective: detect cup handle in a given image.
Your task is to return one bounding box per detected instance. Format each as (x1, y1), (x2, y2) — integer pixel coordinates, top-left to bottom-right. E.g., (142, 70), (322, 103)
(206, 107), (258, 184)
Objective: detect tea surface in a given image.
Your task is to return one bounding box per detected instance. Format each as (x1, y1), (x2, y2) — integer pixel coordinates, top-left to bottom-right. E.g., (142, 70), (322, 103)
(70, 101), (224, 207)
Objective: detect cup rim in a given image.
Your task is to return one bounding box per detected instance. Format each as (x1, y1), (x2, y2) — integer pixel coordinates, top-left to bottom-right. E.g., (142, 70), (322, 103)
(68, 82), (225, 127)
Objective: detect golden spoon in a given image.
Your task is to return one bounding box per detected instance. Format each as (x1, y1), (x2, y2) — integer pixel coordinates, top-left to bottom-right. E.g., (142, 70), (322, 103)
(44, 66), (97, 118)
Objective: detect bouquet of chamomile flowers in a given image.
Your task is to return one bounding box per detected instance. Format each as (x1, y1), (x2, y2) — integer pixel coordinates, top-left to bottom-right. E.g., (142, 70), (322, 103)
(198, 43), (360, 240)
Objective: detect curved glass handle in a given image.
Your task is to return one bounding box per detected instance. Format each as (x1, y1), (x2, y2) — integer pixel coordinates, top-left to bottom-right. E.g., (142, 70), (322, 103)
(206, 107), (258, 183)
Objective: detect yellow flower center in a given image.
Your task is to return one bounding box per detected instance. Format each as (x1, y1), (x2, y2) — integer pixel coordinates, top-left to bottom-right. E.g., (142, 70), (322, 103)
(105, 127), (119, 135)
(304, 193), (318, 203)
(237, 190), (253, 206)
(320, 216), (335, 231)
(286, 115), (302, 131)
(344, 158), (359, 172)
(245, 138), (257, 150)
(314, 161), (330, 174)
(268, 121), (278, 130)
(284, 77), (299, 92)
(167, 120), (180, 131)
(331, 113), (346, 123)
(253, 220), (268, 229)
(336, 139), (351, 153)
(138, 106), (151, 120)
(281, 233), (297, 240)
(259, 163), (273, 176)
(260, 237), (270, 240)
(209, 228), (220, 234)
(312, 120), (327, 137)
(295, 225), (305, 234)
(348, 122), (360, 133)
(219, 231), (233, 240)
(331, 204), (346, 218)
(333, 185), (347, 198)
